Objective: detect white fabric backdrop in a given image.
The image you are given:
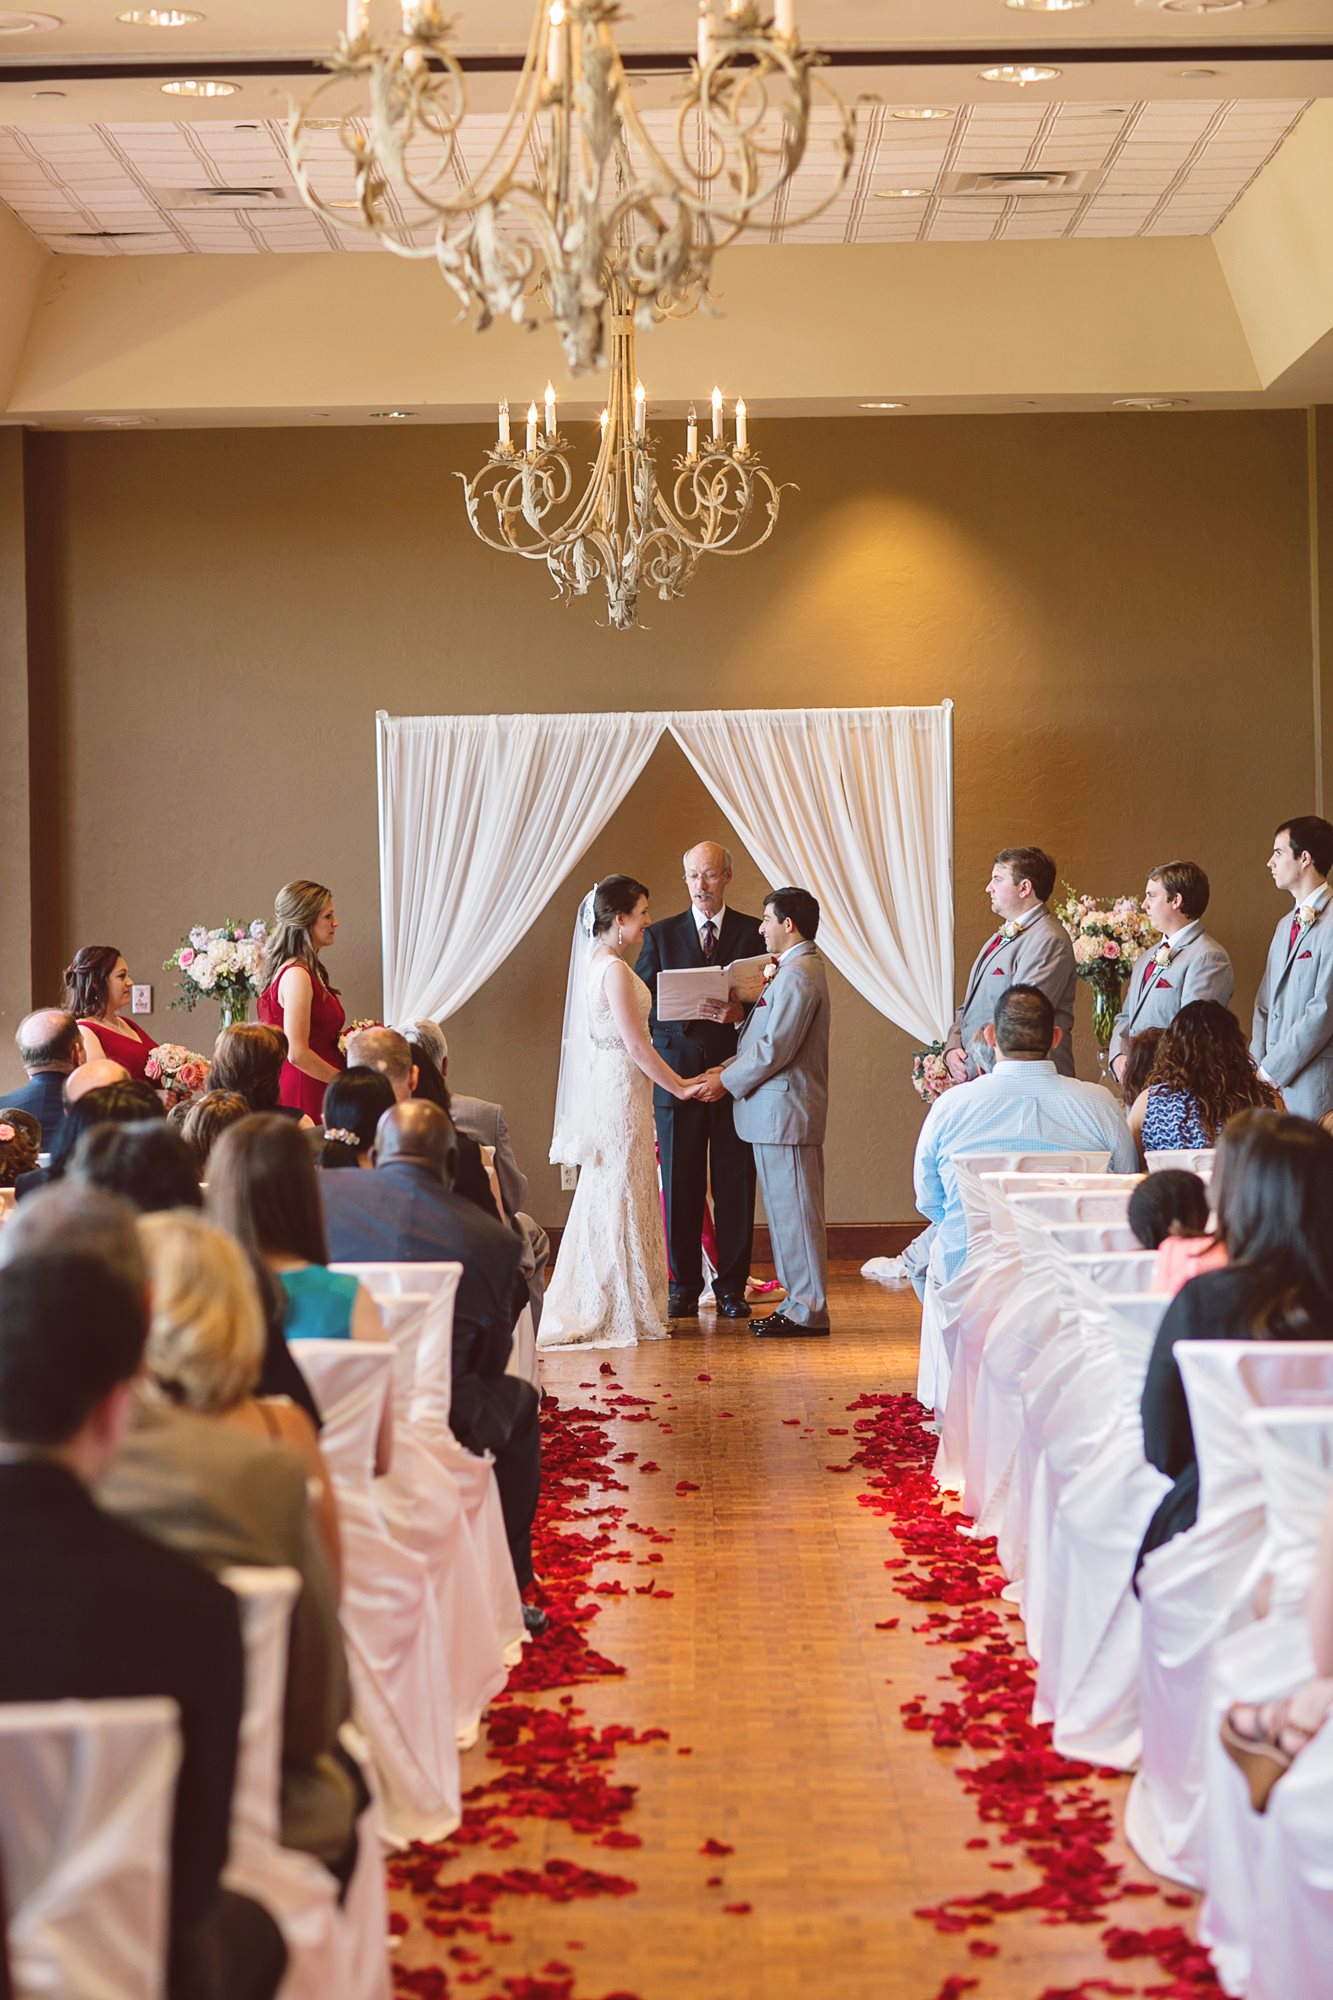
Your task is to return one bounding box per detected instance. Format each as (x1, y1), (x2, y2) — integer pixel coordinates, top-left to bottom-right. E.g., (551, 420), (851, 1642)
(670, 707), (953, 1047)
(377, 712), (665, 1024)
(377, 706), (954, 1042)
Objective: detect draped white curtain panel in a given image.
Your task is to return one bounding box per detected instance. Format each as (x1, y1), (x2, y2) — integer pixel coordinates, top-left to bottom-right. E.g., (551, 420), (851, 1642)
(377, 706), (954, 1044)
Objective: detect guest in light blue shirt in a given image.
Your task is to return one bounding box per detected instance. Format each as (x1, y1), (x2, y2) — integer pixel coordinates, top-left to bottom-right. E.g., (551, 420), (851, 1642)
(915, 982), (1139, 1283)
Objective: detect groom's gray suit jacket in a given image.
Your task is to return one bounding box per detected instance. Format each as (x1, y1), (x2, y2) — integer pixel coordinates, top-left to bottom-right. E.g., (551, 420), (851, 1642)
(946, 905), (1077, 1079)
(1252, 894), (1333, 1119)
(724, 941), (829, 1144)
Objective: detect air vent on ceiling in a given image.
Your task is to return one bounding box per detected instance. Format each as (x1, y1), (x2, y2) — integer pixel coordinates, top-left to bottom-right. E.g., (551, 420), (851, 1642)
(942, 168), (1099, 197)
(154, 184), (294, 210)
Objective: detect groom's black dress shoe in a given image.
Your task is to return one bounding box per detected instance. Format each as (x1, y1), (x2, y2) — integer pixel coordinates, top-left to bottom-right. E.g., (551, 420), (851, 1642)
(668, 1291), (700, 1318)
(522, 1603), (550, 1637)
(715, 1296), (752, 1319)
(754, 1312), (830, 1338)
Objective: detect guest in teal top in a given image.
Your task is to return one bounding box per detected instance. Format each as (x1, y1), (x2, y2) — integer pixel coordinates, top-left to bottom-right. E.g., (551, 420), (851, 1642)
(280, 1264), (359, 1342)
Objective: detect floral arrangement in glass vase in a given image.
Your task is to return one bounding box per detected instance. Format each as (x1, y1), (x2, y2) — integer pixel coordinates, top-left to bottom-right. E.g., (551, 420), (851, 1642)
(164, 920), (269, 1029)
(144, 1043), (211, 1099)
(1055, 886), (1158, 1064)
(911, 1040), (954, 1104)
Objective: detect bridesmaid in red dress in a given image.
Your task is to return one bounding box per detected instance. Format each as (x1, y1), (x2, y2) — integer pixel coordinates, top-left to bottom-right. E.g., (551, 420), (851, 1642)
(256, 880), (346, 1119)
(65, 945), (159, 1080)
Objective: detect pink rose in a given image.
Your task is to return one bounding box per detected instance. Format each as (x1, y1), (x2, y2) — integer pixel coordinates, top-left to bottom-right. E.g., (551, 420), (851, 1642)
(1102, 940), (1120, 959)
(179, 948), (196, 968)
(0, 1125), (13, 1144)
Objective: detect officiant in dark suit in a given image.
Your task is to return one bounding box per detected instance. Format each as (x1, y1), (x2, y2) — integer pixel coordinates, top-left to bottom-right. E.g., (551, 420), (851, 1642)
(636, 842), (764, 1319)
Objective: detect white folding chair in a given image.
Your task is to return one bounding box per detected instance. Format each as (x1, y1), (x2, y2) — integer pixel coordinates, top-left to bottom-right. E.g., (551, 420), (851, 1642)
(1199, 1406), (1333, 1996)
(333, 1264), (524, 1662)
(296, 1340), (462, 1850)
(0, 1696), (179, 2000)
(1126, 1341), (1333, 1887)
(1248, 1695), (1333, 2000)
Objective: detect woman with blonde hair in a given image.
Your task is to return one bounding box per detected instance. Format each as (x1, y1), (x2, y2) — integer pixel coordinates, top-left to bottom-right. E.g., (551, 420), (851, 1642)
(256, 879), (345, 1119)
(137, 1208), (341, 1584)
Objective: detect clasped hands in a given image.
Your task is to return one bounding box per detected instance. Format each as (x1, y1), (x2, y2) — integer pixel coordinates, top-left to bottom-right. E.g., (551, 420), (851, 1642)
(679, 1068), (728, 1103)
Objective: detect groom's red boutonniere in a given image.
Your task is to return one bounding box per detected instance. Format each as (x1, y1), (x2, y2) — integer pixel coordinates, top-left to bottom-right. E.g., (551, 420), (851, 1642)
(756, 955), (780, 1009)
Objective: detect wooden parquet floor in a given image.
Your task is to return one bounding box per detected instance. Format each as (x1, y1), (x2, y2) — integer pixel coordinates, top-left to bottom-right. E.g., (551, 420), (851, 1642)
(392, 1269), (1189, 2000)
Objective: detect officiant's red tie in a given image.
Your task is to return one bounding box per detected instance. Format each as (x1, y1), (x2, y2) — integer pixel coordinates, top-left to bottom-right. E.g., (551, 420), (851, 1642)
(702, 920), (717, 960)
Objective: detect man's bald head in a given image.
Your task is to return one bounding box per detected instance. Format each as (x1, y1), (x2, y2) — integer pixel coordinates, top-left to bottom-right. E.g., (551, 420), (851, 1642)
(17, 1009), (84, 1074)
(66, 1059), (130, 1105)
(346, 1027), (416, 1102)
(374, 1100), (456, 1186)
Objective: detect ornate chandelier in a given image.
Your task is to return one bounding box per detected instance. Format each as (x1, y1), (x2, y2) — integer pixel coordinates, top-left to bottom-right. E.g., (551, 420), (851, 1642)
(457, 269), (786, 631)
(289, 0), (855, 374)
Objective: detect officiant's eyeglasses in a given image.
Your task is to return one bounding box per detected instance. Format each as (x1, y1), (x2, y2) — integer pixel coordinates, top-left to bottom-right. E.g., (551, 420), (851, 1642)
(685, 867), (727, 883)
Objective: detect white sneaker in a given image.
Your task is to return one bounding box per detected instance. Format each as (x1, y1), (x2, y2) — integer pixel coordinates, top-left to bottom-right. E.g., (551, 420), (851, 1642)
(861, 1255), (908, 1284)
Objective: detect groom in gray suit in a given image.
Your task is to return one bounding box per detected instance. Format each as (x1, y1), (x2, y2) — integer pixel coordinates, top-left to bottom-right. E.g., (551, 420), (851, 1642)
(697, 887), (831, 1337)
(1107, 860), (1234, 1080)
(1253, 814), (1333, 1120)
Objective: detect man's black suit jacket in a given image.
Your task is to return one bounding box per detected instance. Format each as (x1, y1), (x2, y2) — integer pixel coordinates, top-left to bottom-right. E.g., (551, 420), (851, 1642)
(319, 1159), (522, 1383)
(0, 1459), (244, 1992)
(636, 907), (765, 1107)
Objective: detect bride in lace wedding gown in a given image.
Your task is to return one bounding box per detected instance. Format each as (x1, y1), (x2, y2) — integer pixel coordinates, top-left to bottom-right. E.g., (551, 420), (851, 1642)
(540, 875), (701, 1352)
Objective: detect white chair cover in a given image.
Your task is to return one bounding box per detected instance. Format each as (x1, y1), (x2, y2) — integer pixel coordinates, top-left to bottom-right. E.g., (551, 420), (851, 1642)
(1126, 1341), (1333, 1886)
(295, 1340), (463, 1849)
(1198, 1406), (1333, 1996)
(1248, 1697), (1333, 2000)
(1032, 1292), (1171, 1768)
(333, 1263), (525, 1663)
(374, 1296), (509, 1746)
(1144, 1148), (1215, 1176)
(915, 1150), (1114, 1418)
(0, 1697), (178, 2000)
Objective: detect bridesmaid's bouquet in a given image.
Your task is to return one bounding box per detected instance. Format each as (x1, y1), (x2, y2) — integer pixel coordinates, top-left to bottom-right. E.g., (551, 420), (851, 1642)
(911, 1041), (953, 1104)
(338, 1019), (383, 1054)
(165, 919), (269, 1017)
(144, 1043), (210, 1098)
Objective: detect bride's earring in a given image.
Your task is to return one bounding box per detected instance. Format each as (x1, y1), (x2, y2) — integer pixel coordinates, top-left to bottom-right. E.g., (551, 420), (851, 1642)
(616, 921), (623, 949)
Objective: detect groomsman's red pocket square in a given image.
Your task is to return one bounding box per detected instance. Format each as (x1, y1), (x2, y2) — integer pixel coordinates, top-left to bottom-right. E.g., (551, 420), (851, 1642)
(1300, 950), (1314, 961)
(992, 965), (1006, 975)
(1156, 978), (1173, 990)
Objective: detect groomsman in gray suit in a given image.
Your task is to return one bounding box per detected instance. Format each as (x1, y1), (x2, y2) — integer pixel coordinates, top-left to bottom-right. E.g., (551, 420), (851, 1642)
(944, 847), (1077, 1082)
(1252, 815), (1333, 1120)
(696, 887), (831, 1336)
(1107, 860), (1234, 1081)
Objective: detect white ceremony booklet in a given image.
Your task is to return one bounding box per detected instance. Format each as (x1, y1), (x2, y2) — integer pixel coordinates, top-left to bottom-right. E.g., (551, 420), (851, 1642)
(656, 965), (728, 1022)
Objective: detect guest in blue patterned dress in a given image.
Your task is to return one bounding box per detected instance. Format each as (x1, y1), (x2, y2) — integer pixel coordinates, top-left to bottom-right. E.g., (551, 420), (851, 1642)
(1128, 1000), (1282, 1164)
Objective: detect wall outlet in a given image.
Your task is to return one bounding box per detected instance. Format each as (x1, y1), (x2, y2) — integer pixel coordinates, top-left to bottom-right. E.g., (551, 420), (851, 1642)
(560, 1164), (578, 1192)
(131, 984), (153, 1014)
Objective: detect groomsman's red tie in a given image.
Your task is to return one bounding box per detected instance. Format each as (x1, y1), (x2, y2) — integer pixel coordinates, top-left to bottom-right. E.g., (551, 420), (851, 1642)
(702, 920), (717, 960)
(1290, 916), (1301, 952)
(1143, 957), (1157, 988)
(982, 933), (1003, 958)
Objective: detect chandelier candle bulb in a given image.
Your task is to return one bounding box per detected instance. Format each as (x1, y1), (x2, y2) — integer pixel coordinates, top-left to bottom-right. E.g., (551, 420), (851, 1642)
(526, 401), (538, 453)
(498, 399), (511, 451)
(687, 404), (698, 459)
(711, 386), (723, 442)
(775, 0), (796, 36)
(345, 0), (368, 40)
(735, 397), (748, 451)
(599, 407), (609, 440)
(546, 2), (564, 81)
(544, 380), (557, 438)
(696, 0), (713, 67)
(634, 380), (646, 437)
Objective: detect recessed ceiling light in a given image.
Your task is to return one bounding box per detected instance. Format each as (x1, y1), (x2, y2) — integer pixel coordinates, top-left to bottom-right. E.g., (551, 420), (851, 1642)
(117, 7), (203, 22)
(875, 187), (933, 200)
(1139, 0), (1262, 11)
(861, 401), (907, 411)
(31, 85), (64, 95)
(980, 63), (1062, 85)
(1113, 397), (1185, 410)
(892, 107), (955, 122)
(1177, 67), (1220, 78)
(160, 76), (237, 96)
(85, 415), (156, 427)
(1005, 0), (1090, 10)
(371, 409), (416, 419)
(0, 10), (63, 29)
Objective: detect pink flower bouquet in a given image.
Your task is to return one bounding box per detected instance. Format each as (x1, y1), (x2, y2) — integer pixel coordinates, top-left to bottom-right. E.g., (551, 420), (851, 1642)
(145, 1043), (210, 1098)
(912, 1041), (953, 1104)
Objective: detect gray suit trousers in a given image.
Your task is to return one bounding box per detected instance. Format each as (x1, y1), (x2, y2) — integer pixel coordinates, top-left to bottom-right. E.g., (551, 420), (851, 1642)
(755, 1141), (828, 1328)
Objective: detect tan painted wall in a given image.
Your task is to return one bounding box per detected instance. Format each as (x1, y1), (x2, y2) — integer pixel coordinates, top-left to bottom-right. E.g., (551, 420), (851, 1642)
(10, 409), (1316, 1224)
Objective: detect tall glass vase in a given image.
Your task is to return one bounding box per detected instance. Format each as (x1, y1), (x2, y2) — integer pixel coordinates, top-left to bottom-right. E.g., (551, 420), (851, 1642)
(219, 996), (249, 1031)
(1091, 979), (1124, 1078)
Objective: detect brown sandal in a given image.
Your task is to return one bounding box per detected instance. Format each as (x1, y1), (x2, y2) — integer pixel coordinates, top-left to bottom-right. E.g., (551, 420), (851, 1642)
(1220, 1702), (1313, 1814)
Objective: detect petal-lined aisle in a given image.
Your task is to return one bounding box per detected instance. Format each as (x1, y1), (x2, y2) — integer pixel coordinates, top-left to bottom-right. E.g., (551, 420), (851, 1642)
(389, 1278), (1209, 2000)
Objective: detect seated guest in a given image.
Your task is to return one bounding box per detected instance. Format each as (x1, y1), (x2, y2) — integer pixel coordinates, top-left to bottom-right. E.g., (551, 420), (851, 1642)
(100, 1211), (358, 1879)
(1223, 1486), (1333, 1811)
(1128, 999), (1280, 1159)
(348, 1025), (500, 1218)
(321, 1101), (543, 1624)
(1127, 1168), (1225, 1295)
(0, 1242), (285, 2000)
(64, 944), (159, 1080)
(69, 1121), (204, 1213)
(6, 1008), (85, 1150)
(16, 1075), (162, 1201)
(1117, 1026), (1163, 1115)
(0, 1110), (40, 1189)
(317, 1066), (396, 1171)
(403, 1021), (531, 1221)
(208, 1023), (313, 1128)
(65, 1056), (131, 1104)
(1138, 1111), (1333, 1570)
(914, 983), (1139, 1284)
(179, 1089), (251, 1171)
